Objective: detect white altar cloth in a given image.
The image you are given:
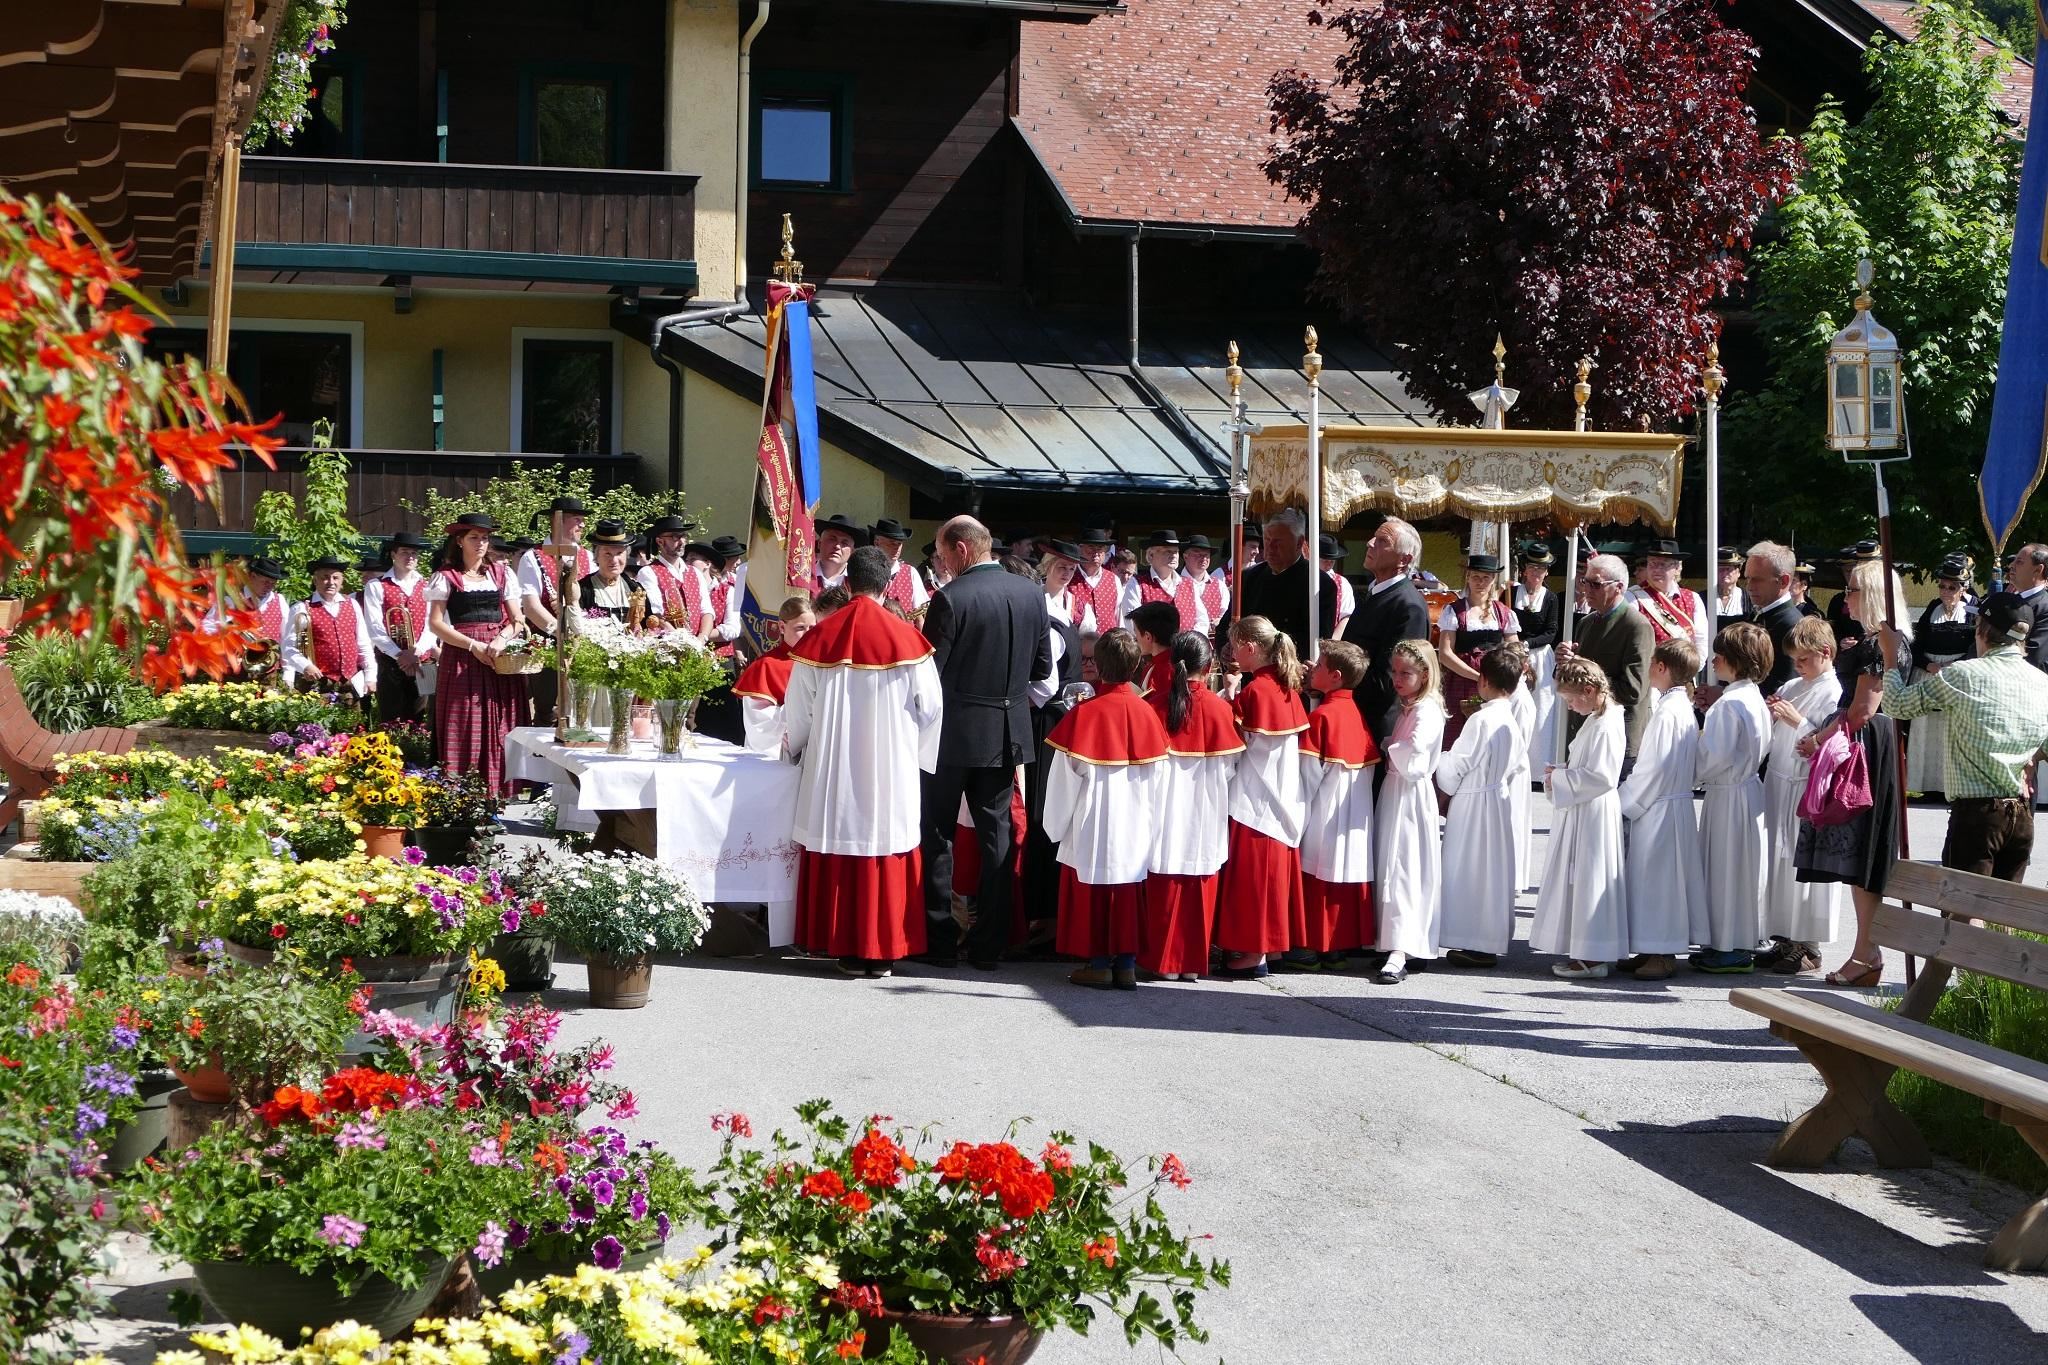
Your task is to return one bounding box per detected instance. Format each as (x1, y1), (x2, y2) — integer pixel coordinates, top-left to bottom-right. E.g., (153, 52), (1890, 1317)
(503, 727), (800, 943)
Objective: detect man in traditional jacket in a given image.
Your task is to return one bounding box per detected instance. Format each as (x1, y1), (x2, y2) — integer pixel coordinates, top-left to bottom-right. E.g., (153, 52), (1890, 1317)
(786, 547), (943, 976)
(1069, 527), (1123, 636)
(285, 555), (376, 699)
(364, 530), (436, 723)
(869, 518), (931, 619)
(1119, 529), (1209, 636)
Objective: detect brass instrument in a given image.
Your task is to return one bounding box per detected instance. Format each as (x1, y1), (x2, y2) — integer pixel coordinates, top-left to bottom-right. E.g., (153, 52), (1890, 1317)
(292, 601), (317, 692)
(384, 585), (415, 652)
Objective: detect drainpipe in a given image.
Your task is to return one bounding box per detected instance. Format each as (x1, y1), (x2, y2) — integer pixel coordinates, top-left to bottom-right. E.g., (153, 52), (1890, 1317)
(1125, 228), (1139, 367)
(649, 299), (754, 491)
(734, 1), (771, 303)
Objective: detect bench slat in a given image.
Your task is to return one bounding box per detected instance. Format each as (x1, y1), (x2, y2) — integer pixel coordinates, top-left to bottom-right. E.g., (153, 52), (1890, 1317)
(1872, 901), (2048, 995)
(1888, 860), (2048, 938)
(1731, 986), (2048, 1121)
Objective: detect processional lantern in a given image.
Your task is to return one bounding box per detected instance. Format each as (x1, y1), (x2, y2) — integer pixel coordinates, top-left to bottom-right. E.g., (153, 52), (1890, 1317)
(1825, 258), (1906, 459)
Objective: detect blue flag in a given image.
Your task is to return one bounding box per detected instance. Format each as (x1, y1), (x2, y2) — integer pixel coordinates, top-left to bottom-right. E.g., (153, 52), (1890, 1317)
(1980, 11), (2048, 557)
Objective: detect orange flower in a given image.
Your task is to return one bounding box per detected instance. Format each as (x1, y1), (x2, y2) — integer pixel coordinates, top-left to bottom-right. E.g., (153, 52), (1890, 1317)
(836, 1333), (866, 1359)
(1084, 1236), (1118, 1267)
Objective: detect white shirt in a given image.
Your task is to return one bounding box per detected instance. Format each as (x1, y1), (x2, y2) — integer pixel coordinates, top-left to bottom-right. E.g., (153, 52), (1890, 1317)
(1117, 570), (1212, 636)
(1367, 573), (1406, 597)
(363, 572), (435, 661)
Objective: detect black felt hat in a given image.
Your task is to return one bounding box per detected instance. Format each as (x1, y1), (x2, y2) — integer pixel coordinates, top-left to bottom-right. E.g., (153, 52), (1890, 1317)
(446, 512), (497, 536)
(708, 534), (747, 562)
(1319, 533), (1345, 561)
(1183, 534), (1217, 552)
(1936, 553), (1972, 582)
(1645, 539), (1686, 560)
(647, 514), (692, 537)
(588, 519), (632, 546)
(815, 513), (868, 544)
(869, 518), (914, 543)
(1792, 559), (1816, 578)
(1839, 539), (1881, 562)
(1077, 527), (1114, 547)
(1518, 543), (1554, 567)
(1716, 545), (1745, 567)
(1465, 552), (1503, 575)
(1241, 521), (1263, 543)
(246, 555), (285, 581)
(387, 530), (428, 550)
(1044, 539), (1082, 564)
(547, 496), (589, 516)
(1144, 529), (1181, 549)
(307, 554), (350, 574)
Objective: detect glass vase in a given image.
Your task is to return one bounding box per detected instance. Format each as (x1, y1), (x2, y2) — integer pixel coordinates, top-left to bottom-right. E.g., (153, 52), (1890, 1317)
(606, 687), (635, 755)
(655, 699), (686, 758)
(569, 677), (596, 731)
(630, 701), (655, 743)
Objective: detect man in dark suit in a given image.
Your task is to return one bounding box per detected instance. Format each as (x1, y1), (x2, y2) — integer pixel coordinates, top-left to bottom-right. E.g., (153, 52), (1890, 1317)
(2008, 543), (2048, 672)
(1342, 514), (1432, 748)
(1561, 552), (1653, 760)
(920, 515), (1053, 969)
(1741, 541), (1807, 695)
(1223, 507), (1335, 662)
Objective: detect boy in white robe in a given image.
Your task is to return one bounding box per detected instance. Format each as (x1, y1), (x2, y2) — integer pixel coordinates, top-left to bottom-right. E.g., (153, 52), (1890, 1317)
(1693, 622), (1774, 973)
(1530, 655), (1630, 978)
(1506, 665), (1537, 891)
(1759, 616), (1845, 973)
(1298, 641), (1380, 968)
(735, 596), (814, 755)
(1438, 645), (1525, 967)
(1617, 638), (1709, 980)
(1372, 639), (1445, 984)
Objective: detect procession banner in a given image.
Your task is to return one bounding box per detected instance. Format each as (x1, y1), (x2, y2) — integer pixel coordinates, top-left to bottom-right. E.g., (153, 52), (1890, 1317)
(1248, 423), (1687, 531)
(741, 280), (821, 652)
(1978, 5), (2048, 557)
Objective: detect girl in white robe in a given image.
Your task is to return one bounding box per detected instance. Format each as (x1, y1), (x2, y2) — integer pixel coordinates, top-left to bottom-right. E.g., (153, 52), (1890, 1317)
(1372, 640), (1445, 984)
(1437, 646), (1524, 964)
(1507, 673), (1537, 891)
(1617, 640), (1709, 976)
(1530, 655), (1629, 977)
(1694, 623), (1774, 971)
(1143, 631), (1242, 981)
(1760, 617), (1845, 970)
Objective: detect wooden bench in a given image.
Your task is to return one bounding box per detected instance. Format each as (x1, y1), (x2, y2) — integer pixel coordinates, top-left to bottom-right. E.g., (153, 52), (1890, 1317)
(0, 663), (138, 834)
(1732, 860), (2048, 1272)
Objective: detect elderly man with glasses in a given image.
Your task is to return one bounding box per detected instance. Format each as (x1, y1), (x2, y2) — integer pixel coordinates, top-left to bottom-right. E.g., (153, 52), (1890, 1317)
(1557, 552), (1653, 762)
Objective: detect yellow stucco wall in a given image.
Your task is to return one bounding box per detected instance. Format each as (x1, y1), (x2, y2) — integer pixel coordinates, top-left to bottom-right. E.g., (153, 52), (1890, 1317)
(668, 0), (740, 301)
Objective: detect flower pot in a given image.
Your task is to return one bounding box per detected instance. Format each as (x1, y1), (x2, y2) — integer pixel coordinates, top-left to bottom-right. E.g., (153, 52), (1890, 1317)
(192, 1255), (456, 1341)
(359, 824), (409, 859)
(471, 1238), (667, 1300)
(412, 822), (488, 868)
(585, 954), (653, 1009)
(0, 598), (21, 633)
(225, 941), (469, 1044)
(860, 1309), (1043, 1364)
(102, 1070), (180, 1172)
(171, 1056), (231, 1105)
(490, 929), (556, 991)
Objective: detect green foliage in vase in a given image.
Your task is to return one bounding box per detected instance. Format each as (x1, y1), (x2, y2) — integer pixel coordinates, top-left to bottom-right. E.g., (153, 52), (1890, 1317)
(7, 632), (165, 731)
(401, 464), (695, 550)
(252, 421), (369, 601)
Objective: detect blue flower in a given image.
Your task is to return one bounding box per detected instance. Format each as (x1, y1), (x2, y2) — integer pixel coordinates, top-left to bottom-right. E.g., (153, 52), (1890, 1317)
(84, 1063), (137, 1098)
(109, 1024), (140, 1051)
(74, 1102), (108, 1137)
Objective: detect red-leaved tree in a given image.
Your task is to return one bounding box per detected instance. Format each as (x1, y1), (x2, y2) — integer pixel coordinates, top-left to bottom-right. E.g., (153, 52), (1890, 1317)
(1266, 0), (1803, 430)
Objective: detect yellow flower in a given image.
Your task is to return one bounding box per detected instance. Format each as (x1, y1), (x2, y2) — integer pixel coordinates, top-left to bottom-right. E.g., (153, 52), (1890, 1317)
(797, 1253), (840, 1288)
(189, 1325), (288, 1364)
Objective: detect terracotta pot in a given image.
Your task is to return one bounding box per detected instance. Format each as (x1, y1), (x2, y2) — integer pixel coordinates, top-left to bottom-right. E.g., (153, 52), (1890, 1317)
(585, 954), (654, 1009)
(860, 1309), (1043, 1364)
(171, 1055), (231, 1104)
(0, 598), (21, 633)
(359, 824), (409, 859)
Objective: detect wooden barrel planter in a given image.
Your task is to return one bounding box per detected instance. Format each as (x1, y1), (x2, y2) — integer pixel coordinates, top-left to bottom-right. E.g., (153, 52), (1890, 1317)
(0, 843), (94, 910)
(223, 941), (469, 1046)
(166, 1087), (233, 1150)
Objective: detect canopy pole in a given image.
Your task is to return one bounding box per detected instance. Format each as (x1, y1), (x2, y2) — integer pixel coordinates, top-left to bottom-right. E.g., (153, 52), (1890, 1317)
(1555, 359), (1595, 768)
(1223, 341), (1255, 617)
(1703, 345), (1724, 662)
(1304, 327), (1323, 664)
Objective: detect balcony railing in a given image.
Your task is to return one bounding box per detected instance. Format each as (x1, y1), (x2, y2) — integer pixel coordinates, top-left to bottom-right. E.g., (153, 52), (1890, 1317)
(231, 158), (698, 291)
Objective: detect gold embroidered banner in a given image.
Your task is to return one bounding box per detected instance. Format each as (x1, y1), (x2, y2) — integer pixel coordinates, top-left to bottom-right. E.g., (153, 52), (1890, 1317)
(1249, 424), (1688, 531)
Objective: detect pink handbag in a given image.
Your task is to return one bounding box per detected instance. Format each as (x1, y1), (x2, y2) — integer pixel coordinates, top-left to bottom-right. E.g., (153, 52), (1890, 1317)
(1799, 728), (1874, 827)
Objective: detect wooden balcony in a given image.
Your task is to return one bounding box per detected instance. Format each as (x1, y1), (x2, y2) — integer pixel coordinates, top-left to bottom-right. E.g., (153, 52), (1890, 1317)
(230, 158), (699, 292)
(171, 448), (644, 537)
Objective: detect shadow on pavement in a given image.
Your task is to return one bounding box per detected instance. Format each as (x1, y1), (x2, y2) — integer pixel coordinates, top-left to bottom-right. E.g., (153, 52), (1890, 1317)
(1851, 1292), (2048, 1360)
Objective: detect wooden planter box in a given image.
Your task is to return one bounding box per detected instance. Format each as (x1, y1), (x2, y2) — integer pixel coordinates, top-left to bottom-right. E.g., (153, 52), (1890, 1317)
(132, 717), (280, 760)
(0, 843), (93, 910)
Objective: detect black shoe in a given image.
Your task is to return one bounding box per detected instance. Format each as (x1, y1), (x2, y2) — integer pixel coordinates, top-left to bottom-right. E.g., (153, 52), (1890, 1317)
(836, 957), (867, 976)
(1374, 966), (1407, 985)
(967, 958), (1001, 972)
(911, 952), (960, 969)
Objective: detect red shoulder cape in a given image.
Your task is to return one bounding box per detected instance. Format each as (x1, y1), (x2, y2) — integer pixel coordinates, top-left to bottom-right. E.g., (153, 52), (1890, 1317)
(1136, 649), (1173, 697)
(734, 645), (793, 703)
(789, 596), (934, 670)
(1147, 681), (1246, 758)
(1048, 683), (1169, 765)
(1234, 667), (1308, 737)
(1302, 690), (1380, 769)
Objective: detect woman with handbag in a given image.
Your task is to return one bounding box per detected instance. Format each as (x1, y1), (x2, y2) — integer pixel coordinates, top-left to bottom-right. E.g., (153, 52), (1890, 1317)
(1793, 559), (1912, 987)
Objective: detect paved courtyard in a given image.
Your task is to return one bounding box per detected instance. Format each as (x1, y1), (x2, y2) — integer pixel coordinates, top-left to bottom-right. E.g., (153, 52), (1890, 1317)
(84, 798), (2048, 1363)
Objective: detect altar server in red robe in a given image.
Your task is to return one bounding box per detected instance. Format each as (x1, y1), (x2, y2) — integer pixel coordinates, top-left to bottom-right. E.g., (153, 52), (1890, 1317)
(1127, 600), (1179, 698)
(734, 595), (814, 754)
(785, 547), (944, 977)
(1297, 641), (1380, 968)
(1044, 628), (1169, 990)
(1214, 615), (1310, 979)
(1143, 630), (1242, 980)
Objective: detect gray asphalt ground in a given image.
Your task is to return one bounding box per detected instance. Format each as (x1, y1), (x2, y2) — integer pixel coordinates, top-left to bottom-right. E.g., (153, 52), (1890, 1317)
(78, 796), (2048, 1364)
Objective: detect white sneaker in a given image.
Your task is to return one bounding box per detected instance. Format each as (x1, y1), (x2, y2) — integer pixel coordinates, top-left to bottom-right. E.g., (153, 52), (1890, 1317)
(1551, 960), (1610, 980)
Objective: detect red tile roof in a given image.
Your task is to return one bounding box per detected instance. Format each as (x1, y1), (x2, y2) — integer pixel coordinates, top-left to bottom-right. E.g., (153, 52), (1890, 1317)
(1855, 1), (2034, 125)
(1014, 0), (1344, 231)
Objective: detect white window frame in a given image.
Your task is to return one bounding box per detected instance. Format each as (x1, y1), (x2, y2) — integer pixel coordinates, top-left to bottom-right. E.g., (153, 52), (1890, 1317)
(509, 327), (625, 456)
(166, 314), (367, 447)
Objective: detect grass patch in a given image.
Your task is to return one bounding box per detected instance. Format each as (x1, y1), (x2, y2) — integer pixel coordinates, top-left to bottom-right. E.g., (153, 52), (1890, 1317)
(1888, 971), (2048, 1190)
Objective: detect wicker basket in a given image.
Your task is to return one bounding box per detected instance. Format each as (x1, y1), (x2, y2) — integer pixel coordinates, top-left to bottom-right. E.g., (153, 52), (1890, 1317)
(492, 649), (545, 676)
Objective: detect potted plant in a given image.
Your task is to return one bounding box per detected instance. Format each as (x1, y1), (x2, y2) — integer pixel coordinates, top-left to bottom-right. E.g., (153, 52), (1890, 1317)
(383, 715), (435, 768)
(519, 849), (708, 1008)
(135, 948), (362, 1109)
(703, 1101), (1229, 1365)
(412, 767), (503, 868)
(334, 732), (430, 858)
(0, 562), (37, 633)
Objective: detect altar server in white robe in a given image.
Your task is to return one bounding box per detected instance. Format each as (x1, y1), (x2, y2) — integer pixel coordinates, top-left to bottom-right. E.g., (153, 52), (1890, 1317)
(1530, 655), (1630, 978)
(1297, 641), (1381, 967)
(1044, 628), (1169, 991)
(1372, 640), (1446, 985)
(784, 547), (944, 976)
(1142, 630), (1241, 981)
(1512, 547), (1560, 778)
(1506, 662), (1537, 890)
(1759, 616), (1845, 973)
(1437, 645), (1525, 966)
(1617, 639), (1709, 980)
(735, 595), (815, 754)
(1693, 622), (1775, 973)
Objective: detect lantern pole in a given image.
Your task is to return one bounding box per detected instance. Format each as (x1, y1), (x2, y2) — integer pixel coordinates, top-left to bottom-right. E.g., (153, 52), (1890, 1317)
(1555, 358), (1593, 767)
(1304, 326), (1323, 664)
(1222, 341), (1261, 616)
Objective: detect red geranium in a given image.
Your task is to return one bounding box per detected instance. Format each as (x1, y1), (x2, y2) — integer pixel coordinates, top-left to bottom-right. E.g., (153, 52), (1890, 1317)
(801, 1169), (846, 1201)
(320, 1066), (409, 1114)
(255, 1084), (325, 1126)
(849, 1127), (915, 1188)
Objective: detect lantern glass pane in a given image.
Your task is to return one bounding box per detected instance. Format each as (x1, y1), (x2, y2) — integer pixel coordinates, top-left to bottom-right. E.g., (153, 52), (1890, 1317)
(1872, 401), (1894, 433)
(1834, 400), (1865, 438)
(1835, 364), (1861, 399)
(1873, 366), (1895, 397)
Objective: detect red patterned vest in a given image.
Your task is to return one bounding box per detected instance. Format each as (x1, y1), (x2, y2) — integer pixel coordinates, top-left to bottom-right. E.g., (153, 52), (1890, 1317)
(255, 593), (285, 644)
(1069, 569), (1120, 635)
(306, 598), (362, 678)
(378, 575), (426, 648)
(883, 560), (919, 615)
(709, 571), (736, 658)
(1136, 571), (1201, 633)
(648, 559), (702, 628)
(537, 549), (595, 610)
(1199, 573), (1225, 624)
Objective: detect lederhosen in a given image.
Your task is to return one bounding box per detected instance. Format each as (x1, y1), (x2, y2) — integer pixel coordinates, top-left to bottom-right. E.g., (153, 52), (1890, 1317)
(1442, 598), (1512, 747)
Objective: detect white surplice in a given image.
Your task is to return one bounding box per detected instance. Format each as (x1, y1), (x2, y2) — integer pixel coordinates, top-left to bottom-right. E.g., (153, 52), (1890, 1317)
(1154, 750), (1235, 876)
(1529, 703), (1629, 962)
(1373, 701), (1444, 959)
(1618, 687), (1709, 954)
(1436, 698), (1521, 954)
(1506, 682), (1536, 890)
(1229, 730), (1306, 848)
(1695, 679), (1771, 953)
(1514, 583), (1558, 773)
(783, 642), (943, 859)
(1762, 670), (1846, 943)
(1044, 748), (1162, 885)
(1299, 744), (1374, 885)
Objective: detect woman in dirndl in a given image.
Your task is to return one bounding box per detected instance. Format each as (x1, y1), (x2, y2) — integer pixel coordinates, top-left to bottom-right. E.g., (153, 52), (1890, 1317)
(1903, 555), (1976, 800)
(1436, 552), (1519, 749)
(427, 512), (528, 795)
(1795, 559), (1912, 988)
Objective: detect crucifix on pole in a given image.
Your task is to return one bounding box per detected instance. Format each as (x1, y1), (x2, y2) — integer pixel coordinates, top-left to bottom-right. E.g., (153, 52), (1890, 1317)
(1221, 340), (1263, 617)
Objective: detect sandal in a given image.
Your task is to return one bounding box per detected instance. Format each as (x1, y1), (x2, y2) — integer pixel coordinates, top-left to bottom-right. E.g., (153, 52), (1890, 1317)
(1824, 955), (1882, 988)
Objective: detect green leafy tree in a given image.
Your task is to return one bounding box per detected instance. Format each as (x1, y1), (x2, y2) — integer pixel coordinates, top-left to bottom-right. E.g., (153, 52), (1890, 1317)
(252, 419), (368, 600)
(1726, 1), (2024, 567)
(1962, 0), (2040, 53)
(401, 465), (696, 554)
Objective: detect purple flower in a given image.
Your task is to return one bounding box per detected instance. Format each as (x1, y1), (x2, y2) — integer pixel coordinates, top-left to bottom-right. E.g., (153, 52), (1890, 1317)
(73, 1102), (108, 1137)
(84, 1064), (137, 1098)
(499, 906), (523, 934)
(473, 1221), (508, 1268)
(468, 1138), (509, 1168)
(591, 1236), (625, 1270)
(587, 1175), (615, 1207)
(402, 845), (427, 867)
(628, 1189), (648, 1220)
(553, 1330), (590, 1365)
(268, 731), (294, 750)
(320, 1213), (366, 1247)
(109, 1024), (140, 1050)
(198, 937), (226, 959)
(333, 1120), (386, 1152)
(508, 1220), (531, 1249)
(455, 866), (480, 885)
(655, 1212), (671, 1242)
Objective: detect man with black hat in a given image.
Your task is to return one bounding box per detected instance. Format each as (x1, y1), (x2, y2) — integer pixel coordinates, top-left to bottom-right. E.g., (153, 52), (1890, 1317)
(1119, 530), (1209, 635)
(1319, 534), (1357, 639)
(811, 513), (865, 594)
(704, 534), (749, 653)
(285, 555), (376, 699)
(205, 554), (289, 645)
(1070, 528), (1122, 636)
(1628, 540), (1710, 662)
(516, 496), (592, 637)
(637, 515), (708, 636)
(1712, 545), (1750, 635)
(870, 518), (930, 618)
(364, 530), (437, 723)
(1182, 534), (1228, 625)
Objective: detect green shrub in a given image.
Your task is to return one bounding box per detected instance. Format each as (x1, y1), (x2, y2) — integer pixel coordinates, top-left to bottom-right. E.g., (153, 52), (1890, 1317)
(7, 633), (164, 731)
(1889, 970), (2048, 1188)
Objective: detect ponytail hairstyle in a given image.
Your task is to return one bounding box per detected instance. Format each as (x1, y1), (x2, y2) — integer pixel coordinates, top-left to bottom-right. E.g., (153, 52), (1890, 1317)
(1229, 615), (1306, 692)
(1165, 629), (1212, 734)
(1389, 638), (1443, 711)
(1553, 654), (1613, 710)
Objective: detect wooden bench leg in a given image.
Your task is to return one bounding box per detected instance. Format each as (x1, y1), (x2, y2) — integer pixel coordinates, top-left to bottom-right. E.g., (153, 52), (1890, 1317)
(1984, 1110), (2048, 1273)
(1765, 1028), (1932, 1170)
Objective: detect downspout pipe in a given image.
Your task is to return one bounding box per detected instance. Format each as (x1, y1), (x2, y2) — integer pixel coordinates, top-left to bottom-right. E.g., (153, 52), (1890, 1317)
(650, 299), (755, 491)
(734, 1), (771, 304)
